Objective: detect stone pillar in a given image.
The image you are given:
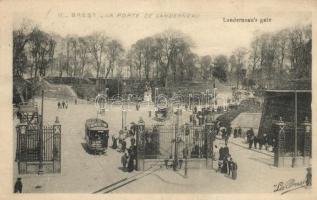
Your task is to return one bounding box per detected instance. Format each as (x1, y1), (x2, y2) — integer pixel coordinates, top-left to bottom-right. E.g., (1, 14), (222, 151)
(274, 117), (286, 167)
(302, 116), (311, 166)
(136, 118), (145, 171)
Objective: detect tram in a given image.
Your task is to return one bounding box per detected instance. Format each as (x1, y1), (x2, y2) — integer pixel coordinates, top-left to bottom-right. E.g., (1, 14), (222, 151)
(85, 118), (109, 154)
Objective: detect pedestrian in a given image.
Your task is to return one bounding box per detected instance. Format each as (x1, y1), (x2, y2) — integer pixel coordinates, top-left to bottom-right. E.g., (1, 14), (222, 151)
(112, 136), (118, 149)
(234, 128), (237, 138)
(121, 139), (127, 152)
(65, 101), (68, 109)
(57, 102), (61, 109)
(219, 146), (224, 161)
(127, 149), (134, 172)
(225, 133), (229, 146)
(217, 160), (223, 173)
(306, 167), (312, 186)
(263, 133), (269, 151)
(247, 128), (254, 149)
(238, 127), (242, 137)
(228, 126), (232, 137)
(228, 157), (233, 176)
(14, 177), (23, 193)
(221, 158), (228, 174)
(121, 151), (128, 169)
(231, 160), (238, 180)
(104, 132), (109, 148)
(258, 135), (264, 150)
(62, 101), (65, 109)
(253, 134), (257, 149)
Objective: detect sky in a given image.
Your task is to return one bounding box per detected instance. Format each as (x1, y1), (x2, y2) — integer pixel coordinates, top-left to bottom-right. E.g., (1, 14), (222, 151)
(13, 3), (311, 57)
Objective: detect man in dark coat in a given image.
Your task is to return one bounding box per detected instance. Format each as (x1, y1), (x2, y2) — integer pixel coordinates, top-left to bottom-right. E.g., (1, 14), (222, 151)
(234, 128), (238, 138)
(127, 148), (134, 172)
(238, 127), (242, 137)
(232, 161), (238, 180)
(112, 136), (118, 149)
(104, 132), (109, 148)
(247, 128), (254, 149)
(14, 177), (23, 193)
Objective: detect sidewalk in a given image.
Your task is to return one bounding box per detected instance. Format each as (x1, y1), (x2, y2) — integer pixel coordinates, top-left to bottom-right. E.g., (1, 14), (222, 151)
(229, 137), (274, 157)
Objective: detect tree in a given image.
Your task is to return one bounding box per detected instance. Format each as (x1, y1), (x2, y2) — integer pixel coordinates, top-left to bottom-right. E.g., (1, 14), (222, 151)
(232, 48), (247, 88)
(13, 19), (38, 78)
(105, 39), (124, 78)
(28, 27), (56, 78)
(155, 30), (193, 87)
(212, 55), (228, 83)
(87, 32), (109, 78)
(78, 36), (90, 77)
(199, 55), (212, 80)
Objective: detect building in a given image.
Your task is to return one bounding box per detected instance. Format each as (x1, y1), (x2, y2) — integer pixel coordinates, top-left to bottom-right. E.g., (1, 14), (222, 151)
(258, 80), (311, 167)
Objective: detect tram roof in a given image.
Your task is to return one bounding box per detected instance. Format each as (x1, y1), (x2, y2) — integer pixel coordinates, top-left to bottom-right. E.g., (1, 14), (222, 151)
(85, 118), (108, 130)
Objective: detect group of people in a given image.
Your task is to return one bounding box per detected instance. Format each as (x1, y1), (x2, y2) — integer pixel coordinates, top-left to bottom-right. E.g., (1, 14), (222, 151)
(57, 100), (68, 109)
(233, 127), (242, 138)
(120, 137), (137, 172)
(246, 128), (274, 151)
(214, 144), (238, 180)
(110, 124), (138, 172)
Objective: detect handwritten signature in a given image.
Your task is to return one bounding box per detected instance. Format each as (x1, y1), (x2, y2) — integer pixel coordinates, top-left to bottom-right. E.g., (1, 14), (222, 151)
(274, 179), (306, 193)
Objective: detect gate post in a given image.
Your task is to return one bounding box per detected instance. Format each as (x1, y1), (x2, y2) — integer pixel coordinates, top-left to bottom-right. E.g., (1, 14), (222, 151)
(205, 121), (214, 169)
(184, 123), (190, 178)
(302, 116), (311, 165)
(136, 118), (145, 171)
(274, 117), (286, 167)
(53, 116), (61, 173)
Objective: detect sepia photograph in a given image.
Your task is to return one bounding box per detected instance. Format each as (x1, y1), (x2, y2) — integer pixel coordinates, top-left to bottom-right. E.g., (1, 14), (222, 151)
(0, 0), (315, 198)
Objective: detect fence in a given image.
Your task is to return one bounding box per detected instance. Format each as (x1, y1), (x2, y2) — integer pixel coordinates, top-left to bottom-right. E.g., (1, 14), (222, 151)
(16, 123), (61, 174)
(136, 121), (214, 170)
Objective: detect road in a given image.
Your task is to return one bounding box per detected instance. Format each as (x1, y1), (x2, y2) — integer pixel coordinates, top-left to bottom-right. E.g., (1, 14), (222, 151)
(13, 99), (309, 194)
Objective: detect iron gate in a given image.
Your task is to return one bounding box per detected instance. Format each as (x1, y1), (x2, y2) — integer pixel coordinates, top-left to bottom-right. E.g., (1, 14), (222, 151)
(16, 124), (61, 174)
(136, 121), (213, 170)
